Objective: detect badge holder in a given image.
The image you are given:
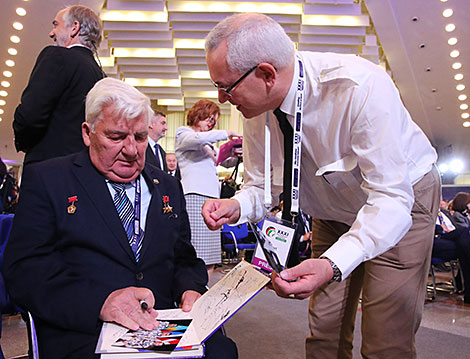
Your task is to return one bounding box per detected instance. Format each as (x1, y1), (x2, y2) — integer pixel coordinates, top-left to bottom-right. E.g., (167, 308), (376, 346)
(250, 215), (297, 274)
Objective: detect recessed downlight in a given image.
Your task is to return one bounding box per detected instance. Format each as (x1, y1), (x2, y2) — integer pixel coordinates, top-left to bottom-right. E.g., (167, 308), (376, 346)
(5, 60), (15, 67)
(3, 71), (12, 77)
(10, 35), (20, 44)
(0, 100), (6, 106)
(8, 48), (17, 56)
(461, 113), (470, 119)
(452, 62), (462, 70)
(460, 104), (469, 110)
(463, 121), (470, 128)
(16, 8), (26, 16)
(12, 22), (23, 30)
(458, 94), (467, 101)
(442, 9), (453, 18)
(456, 84), (466, 91)
(1, 81), (10, 88)
(450, 50), (460, 58)
(0, 91), (8, 97)
(445, 23), (456, 32)
(454, 73), (464, 81)
(448, 37), (458, 45)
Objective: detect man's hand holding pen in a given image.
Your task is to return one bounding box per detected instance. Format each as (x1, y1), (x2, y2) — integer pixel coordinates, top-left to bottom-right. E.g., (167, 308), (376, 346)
(99, 287), (159, 331)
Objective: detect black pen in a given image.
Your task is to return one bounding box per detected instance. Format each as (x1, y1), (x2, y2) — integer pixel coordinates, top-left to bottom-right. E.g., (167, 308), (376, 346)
(140, 300), (148, 311)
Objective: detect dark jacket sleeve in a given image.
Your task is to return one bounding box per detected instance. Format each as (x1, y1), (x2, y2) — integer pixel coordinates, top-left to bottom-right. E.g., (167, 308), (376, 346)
(13, 46), (68, 152)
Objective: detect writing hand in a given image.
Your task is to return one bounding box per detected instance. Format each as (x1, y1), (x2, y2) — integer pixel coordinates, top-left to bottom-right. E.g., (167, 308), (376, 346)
(99, 287), (159, 331)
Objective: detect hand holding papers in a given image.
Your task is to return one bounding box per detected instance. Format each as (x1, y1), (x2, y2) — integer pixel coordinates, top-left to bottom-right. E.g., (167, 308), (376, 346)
(96, 261), (270, 358)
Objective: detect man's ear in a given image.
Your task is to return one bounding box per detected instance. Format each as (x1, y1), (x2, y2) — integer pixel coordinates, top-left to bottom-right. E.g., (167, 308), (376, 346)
(82, 122), (91, 147)
(257, 63), (277, 88)
(71, 20), (80, 38)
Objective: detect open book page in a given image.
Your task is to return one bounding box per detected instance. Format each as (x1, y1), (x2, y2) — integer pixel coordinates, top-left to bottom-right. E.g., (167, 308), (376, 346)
(177, 260), (270, 348)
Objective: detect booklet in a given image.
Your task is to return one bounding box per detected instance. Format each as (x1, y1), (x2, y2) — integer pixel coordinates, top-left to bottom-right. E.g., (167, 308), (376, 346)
(96, 260), (270, 358)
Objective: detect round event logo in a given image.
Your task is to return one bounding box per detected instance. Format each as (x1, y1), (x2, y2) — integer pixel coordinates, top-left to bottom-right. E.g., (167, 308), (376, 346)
(265, 226), (276, 237)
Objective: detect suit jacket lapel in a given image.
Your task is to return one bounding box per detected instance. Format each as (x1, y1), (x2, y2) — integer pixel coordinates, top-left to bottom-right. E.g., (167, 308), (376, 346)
(71, 151), (136, 262)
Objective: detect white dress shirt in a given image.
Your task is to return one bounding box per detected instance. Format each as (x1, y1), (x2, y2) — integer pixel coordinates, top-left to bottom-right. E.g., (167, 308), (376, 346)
(175, 126), (228, 198)
(234, 51), (437, 279)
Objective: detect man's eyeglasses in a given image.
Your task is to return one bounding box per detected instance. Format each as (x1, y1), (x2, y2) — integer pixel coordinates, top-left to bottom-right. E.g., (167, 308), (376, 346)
(211, 65), (258, 97)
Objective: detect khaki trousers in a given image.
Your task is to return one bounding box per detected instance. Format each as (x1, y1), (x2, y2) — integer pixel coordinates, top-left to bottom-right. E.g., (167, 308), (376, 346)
(306, 166), (441, 359)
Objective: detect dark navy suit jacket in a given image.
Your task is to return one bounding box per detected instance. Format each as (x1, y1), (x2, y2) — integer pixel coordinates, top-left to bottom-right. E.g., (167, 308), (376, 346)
(13, 46), (104, 164)
(3, 150), (207, 358)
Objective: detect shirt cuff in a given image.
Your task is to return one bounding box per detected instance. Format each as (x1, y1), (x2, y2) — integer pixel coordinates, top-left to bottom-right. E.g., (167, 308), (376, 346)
(321, 239), (365, 280)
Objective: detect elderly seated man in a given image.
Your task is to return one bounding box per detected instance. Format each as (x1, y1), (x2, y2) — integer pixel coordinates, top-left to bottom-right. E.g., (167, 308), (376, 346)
(4, 78), (237, 359)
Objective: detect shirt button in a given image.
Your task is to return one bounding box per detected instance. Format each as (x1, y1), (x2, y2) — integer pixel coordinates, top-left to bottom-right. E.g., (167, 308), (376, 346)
(136, 272), (144, 281)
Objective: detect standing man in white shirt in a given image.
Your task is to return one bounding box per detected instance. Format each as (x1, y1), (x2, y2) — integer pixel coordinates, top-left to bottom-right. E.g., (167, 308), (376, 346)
(146, 111), (168, 171)
(202, 13), (441, 359)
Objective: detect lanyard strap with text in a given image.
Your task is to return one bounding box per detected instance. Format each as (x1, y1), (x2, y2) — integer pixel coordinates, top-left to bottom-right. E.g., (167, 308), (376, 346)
(133, 176), (142, 244)
(290, 55), (305, 217)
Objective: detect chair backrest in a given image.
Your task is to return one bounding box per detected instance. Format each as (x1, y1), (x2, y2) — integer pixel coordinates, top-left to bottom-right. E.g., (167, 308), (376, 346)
(222, 223), (249, 241)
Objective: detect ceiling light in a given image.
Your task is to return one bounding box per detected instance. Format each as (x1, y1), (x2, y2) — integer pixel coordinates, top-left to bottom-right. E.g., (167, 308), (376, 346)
(460, 104), (469, 110)
(456, 84), (465, 91)
(439, 163), (449, 173)
(0, 100), (5, 105)
(16, 8), (26, 16)
(449, 159), (464, 173)
(5, 60), (15, 67)
(0, 118), (2, 122)
(1, 81), (10, 88)
(0, 91), (8, 97)
(461, 113), (469, 119)
(440, 0), (448, 2)
(10, 35), (20, 44)
(454, 73), (464, 81)
(463, 121), (470, 128)
(0, 109), (3, 115)
(3, 71), (12, 77)
(442, 9), (453, 17)
(458, 94), (467, 101)
(12, 22), (23, 30)
(8, 48), (17, 56)
(452, 62), (462, 69)
(448, 37), (458, 45)
(445, 23), (456, 32)
(450, 50), (460, 58)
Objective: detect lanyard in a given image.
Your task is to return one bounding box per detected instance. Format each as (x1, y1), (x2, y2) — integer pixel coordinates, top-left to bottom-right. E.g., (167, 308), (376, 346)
(132, 176), (142, 244)
(263, 55), (305, 218)
(291, 55), (305, 216)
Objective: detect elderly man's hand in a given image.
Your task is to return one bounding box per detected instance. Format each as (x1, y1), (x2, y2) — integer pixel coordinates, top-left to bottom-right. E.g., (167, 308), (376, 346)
(202, 198), (240, 230)
(100, 287), (159, 331)
(270, 259), (334, 300)
(179, 290), (202, 312)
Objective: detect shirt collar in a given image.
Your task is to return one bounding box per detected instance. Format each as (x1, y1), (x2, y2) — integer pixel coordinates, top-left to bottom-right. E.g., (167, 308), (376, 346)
(278, 53), (300, 117)
(147, 136), (157, 150)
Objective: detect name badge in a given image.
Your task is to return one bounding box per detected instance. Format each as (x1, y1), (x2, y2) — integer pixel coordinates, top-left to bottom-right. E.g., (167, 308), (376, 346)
(251, 215), (297, 274)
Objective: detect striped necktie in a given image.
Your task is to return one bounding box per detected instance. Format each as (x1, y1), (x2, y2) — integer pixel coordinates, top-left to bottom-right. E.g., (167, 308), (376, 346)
(110, 182), (144, 260)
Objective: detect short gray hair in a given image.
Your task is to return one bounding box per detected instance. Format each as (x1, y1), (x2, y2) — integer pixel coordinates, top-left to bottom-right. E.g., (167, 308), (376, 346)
(205, 13), (295, 73)
(86, 78), (153, 132)
(63, 5), (102, 52)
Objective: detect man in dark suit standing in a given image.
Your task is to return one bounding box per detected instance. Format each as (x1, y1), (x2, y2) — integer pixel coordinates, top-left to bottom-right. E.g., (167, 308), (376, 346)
(4, 78), (237, 359)
(13, 5), (104, 165)
(146, 111), (168, 171)
(166, 152), (182, 180)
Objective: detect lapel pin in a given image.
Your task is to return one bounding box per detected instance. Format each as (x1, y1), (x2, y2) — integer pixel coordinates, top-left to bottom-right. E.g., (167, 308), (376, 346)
(162, 195), (173, 214)
(67, 195), (78, 214)
(153, 178), (160, 184)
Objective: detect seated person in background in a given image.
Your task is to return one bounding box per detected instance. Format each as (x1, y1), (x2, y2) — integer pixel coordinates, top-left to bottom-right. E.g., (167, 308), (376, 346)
(3, 78), (237, 359)
(166, 152), (181, 180)
(433, 208), (470, 303)
(448, 192), (470, 229)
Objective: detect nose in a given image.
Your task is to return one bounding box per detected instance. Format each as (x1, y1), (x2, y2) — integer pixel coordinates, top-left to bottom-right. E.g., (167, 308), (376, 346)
(49, 30), (55, 39)
(218, 90), (230, 104)
(122, 136), (138, 157)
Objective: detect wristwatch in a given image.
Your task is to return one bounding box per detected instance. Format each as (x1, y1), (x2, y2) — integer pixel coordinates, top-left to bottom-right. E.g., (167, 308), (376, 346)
(320, 256), (342, 284)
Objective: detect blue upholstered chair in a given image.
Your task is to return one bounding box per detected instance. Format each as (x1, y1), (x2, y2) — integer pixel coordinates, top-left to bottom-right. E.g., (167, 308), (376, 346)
(221, 223), (256, 263)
